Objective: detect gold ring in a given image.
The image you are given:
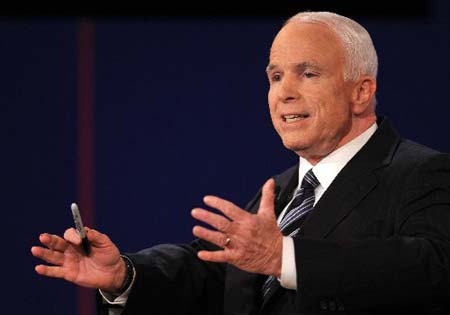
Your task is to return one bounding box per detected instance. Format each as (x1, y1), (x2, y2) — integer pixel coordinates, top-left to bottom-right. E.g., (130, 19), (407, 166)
(225, 237), (231, 247)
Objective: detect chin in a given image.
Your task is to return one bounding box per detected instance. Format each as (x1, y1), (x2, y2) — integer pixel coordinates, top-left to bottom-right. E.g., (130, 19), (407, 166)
(282, 139), (309, 153)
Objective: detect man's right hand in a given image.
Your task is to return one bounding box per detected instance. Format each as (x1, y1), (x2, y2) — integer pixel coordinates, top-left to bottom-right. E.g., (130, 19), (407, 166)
(31, 227), (126, 293)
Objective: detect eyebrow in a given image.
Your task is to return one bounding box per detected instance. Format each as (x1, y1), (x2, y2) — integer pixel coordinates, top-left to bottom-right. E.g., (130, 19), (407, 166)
(265, 61), (323, 74)
(265, 64), (277, 73)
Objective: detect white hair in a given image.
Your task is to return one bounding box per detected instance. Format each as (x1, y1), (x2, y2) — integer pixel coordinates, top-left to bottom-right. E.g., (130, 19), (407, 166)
(286, 11), (378, 82)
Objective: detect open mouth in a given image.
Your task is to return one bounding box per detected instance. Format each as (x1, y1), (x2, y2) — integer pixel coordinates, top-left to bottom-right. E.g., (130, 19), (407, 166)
(283, 114), (310, 123)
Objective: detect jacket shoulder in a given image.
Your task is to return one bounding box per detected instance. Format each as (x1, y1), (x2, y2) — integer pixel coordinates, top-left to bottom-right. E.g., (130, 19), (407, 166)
(394, 138), (450, 166)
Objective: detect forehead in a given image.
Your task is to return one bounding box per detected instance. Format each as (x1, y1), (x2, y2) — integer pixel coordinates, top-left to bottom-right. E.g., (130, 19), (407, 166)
(269, 22), (345, 69)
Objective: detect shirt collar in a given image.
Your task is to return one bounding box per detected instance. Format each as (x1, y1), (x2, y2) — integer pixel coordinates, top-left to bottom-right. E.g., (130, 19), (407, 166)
(298, 122), (378, 192)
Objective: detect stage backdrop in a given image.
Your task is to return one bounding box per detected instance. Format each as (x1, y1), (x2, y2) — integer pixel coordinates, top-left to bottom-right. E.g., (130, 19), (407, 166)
(3, 1), (450, 314)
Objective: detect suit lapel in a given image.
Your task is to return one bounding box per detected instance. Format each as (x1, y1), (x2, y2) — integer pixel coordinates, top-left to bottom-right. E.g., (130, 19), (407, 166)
(299, 117), (400, 239)
(274, 164), (299, 217)
(260, 166), (381, 310)
(299, 159), (379, 238)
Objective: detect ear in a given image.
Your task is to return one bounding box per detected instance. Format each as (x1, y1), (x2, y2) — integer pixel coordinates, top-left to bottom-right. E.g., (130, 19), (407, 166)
(350, 76), (377, 115)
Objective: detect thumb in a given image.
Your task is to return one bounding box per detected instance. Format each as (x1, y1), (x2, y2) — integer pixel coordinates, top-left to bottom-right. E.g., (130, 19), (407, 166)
(257, 178), (276, 218)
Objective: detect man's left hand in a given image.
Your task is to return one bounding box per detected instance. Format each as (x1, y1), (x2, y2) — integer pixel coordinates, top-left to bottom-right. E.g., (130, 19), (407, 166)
(191, 178), (283, 277)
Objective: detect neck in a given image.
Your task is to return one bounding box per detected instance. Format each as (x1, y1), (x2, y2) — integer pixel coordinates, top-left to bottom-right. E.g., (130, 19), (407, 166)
(302, 114), (377, 165)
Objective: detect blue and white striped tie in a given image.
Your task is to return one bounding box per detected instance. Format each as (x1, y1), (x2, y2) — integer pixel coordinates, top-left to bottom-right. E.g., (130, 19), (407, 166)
(262, 168), (320, 298)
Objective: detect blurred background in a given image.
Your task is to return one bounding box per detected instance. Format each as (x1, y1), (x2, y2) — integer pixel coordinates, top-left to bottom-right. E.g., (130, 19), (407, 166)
(3, 1), (450, 314)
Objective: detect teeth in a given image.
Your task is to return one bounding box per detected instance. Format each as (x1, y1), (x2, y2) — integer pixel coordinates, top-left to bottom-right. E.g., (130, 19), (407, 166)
(284, 114), (308, 122)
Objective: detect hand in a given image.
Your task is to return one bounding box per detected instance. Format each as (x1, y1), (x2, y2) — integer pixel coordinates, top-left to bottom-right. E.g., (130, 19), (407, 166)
(31, 227), (126, 292)
(191, 178), (283, 277)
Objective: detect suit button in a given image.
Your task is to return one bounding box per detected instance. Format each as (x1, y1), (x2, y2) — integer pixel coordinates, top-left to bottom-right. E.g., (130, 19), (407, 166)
(320, 300), (328, 311)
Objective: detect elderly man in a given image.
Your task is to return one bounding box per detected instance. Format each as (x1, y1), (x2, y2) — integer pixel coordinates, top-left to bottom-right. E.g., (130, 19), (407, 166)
(32, 11), (450, 314)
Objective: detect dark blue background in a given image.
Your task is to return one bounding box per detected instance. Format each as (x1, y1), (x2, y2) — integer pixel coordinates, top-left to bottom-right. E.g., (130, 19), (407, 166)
(3, 1), (450, 313)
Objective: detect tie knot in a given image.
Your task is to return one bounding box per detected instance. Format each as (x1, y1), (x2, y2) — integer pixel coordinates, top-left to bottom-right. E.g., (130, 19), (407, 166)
(301, 169), (319, 190)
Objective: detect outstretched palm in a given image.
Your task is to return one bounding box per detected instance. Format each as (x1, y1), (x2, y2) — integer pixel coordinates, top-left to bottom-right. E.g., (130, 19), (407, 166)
(32, 228), (125, 292)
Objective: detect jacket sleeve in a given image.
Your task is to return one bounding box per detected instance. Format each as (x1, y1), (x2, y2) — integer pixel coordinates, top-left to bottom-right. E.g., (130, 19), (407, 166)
(95, 238), (225, 315)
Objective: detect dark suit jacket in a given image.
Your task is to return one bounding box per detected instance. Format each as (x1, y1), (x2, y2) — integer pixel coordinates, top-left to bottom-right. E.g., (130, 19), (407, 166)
(98, 117), (450, 314)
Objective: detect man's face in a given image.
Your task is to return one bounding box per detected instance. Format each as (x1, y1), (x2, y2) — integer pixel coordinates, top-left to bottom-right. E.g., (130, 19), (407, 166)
(268, 22), (356, 163)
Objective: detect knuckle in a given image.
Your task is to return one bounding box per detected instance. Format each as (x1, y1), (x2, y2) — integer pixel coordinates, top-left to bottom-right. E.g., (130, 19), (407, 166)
(48, 237), (58, 249)
(235, 250), (245, 261)
(218, 219), (231, 232)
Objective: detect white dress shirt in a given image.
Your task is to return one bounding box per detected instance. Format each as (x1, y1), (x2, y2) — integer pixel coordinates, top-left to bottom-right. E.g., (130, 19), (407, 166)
(279, 123), (377, 289)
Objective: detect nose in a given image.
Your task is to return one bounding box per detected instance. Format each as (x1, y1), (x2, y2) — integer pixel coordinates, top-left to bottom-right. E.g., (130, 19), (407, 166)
(278, 75), (300, 103)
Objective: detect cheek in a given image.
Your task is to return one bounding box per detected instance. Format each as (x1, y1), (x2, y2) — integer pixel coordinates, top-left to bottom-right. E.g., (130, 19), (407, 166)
(267, 88), (275, 105)
(312, 89), (348, 117)
(268, 90), (277, 116)
(315, 106), (346, 132)
(317, 106), (352, 139)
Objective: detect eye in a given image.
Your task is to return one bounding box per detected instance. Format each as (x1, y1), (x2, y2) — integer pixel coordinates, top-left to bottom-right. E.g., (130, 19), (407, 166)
(303, 71), (317, 78)
(270, 73), (282, 82)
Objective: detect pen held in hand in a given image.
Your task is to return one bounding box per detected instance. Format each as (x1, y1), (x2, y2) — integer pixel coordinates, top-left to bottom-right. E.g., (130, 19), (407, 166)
(71, 203), (90, 255)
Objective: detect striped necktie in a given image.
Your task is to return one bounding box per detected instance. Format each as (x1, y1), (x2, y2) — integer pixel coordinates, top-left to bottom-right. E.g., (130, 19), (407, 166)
(262, 168), (320, 298)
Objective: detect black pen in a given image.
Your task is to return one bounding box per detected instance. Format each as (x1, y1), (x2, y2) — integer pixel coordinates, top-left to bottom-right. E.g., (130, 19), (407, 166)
(71, 203), (90, 255)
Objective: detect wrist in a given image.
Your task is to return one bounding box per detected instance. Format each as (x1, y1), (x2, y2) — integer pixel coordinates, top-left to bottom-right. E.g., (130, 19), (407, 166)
(275, 239), (283, 278)
(271, 234), (283, 278)
(113, 255), (134, 294)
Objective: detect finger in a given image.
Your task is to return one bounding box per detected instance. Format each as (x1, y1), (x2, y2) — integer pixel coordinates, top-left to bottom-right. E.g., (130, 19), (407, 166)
(85, 228), (114, 248)
(65, 227), (113, 250)
(64, 228), (82, 245)
(203, 195), (248, 221)
(257, 178), (276, 218)
(197, 250), (228, 263)
(192, 225), (229, 248)
(31, 246), (66, 266)
(35, 264), (65, 279)
(40, 233), (69, 252)
(191, 208), (232, 232)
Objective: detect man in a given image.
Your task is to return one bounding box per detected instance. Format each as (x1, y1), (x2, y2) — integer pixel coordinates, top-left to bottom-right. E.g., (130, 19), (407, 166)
(32, 11), (450, 314)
